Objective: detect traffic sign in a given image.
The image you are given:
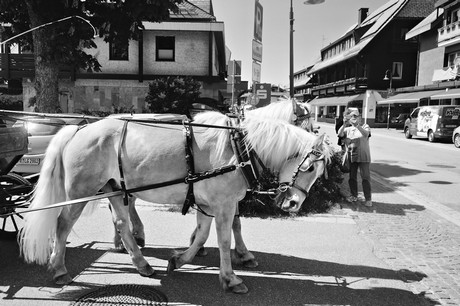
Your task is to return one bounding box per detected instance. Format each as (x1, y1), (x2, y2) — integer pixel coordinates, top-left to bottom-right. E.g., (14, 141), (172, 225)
(252, 61), (261, 83)
(228, 60), (241, 76)
(254, 0), (263, 42)
(252, 39), (263, 62)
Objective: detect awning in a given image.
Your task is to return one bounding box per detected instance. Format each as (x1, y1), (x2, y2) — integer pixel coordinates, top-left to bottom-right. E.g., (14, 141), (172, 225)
(377, 90), (446, 105)
(308, 94), (361, 107)
(430, 88), (460, 100)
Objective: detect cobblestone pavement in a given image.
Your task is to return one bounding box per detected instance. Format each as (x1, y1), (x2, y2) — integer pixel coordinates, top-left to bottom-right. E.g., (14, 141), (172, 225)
(340, 175), (460, 306)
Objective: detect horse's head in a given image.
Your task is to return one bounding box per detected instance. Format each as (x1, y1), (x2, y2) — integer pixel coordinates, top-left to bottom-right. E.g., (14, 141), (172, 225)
(275, 133), (330, 213)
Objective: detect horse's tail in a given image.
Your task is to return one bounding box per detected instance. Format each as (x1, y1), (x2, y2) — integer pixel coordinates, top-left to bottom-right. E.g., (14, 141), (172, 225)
(19, 125), (79, 265)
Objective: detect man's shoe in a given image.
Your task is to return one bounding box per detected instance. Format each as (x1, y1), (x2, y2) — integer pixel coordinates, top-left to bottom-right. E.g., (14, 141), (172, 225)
(364, 200), (373, 207)
(347, 196), (358, 203)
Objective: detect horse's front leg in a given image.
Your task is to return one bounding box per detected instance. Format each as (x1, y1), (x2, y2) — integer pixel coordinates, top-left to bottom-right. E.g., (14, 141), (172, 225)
(106, 190), (154, 277)
(113, 196), (145, 251)
(231, 215), (258, 268)
(49, 203), (87, 285)
(215, 207), (248, 294)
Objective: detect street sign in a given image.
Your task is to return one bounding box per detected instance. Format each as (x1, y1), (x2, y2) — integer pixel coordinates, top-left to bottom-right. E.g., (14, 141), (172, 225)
(254, 0), (263, 42)
(252, 39), (263, 62)
(252, 61), (261, 83)
(255, 83), (271, 107)
(228, 60), (241, 76)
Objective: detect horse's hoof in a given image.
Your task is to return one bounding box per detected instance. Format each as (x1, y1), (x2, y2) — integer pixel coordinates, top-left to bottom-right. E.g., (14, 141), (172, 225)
(231, 283), (248, 294)
(135, 237), (145, 248)
(242, 259), (259, 268)
(54, 273), (73, 285)
(196, 247), (208, 257)
(139, 264), (155, 277)
(167, 257), (177, 274)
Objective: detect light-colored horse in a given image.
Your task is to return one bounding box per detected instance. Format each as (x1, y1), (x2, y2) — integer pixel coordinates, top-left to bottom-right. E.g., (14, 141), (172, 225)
(19, 111), (331, 294)
(117, 99), (313, 266)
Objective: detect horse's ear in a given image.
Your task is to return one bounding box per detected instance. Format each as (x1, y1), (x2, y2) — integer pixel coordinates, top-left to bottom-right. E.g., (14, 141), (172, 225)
(314, 133), (326, 148)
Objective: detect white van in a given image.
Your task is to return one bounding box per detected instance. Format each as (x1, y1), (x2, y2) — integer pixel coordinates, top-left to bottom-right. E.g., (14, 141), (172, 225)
(404, 105), (460, 142)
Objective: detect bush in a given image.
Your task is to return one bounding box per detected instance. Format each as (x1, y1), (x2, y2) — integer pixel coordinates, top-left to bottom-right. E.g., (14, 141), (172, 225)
(0, 95), (23, 110)
(238, 150), (344, 217)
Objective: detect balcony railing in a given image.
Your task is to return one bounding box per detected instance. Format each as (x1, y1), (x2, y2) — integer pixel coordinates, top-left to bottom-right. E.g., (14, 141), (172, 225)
(0, 53), (73, 79)
(311, 77), (367, 96)
(438, 21), (460, 45)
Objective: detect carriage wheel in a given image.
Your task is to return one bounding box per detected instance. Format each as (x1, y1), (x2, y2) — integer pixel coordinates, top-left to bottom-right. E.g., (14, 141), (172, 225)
(0, 173), (33, 240)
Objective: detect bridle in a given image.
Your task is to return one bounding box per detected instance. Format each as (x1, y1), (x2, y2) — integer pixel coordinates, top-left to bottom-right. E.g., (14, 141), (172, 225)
(276, 148), (327, 199)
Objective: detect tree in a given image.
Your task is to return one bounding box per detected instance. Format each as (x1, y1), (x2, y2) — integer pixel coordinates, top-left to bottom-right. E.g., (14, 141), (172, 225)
(145, 76), (201, 116)
(0, 0), (182, 113)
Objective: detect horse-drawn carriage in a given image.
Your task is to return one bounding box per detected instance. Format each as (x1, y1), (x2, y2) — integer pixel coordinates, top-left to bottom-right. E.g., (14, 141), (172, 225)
(0, 115), (33, 239)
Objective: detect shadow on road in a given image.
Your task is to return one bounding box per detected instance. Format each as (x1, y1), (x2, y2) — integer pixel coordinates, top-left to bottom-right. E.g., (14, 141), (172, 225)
(0, 241), (436, 306)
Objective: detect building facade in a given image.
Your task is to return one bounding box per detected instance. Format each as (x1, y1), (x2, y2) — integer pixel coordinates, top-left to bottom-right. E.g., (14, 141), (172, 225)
(0, 0), (228, 114)
(297, 0), (435, 126)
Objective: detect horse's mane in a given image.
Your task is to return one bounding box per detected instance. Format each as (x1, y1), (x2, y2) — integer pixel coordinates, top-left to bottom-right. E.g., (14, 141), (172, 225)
(241, 117), (323, 170)
(246, 98), (310, 125)
(246, 99), (295, 123)
(193, 109), (333, 170)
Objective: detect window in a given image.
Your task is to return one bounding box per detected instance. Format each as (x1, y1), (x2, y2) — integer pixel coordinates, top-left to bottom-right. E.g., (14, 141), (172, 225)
(452, 9), (460, 23)
(392, 62), (403, 80)
(109, 41), (129, 61)
(448, 52), (460, 68)
(156, 36), (175, 62)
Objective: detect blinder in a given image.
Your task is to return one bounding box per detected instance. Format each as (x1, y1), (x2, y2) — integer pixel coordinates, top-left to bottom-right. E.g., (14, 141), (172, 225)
(276, 148), (327, 201)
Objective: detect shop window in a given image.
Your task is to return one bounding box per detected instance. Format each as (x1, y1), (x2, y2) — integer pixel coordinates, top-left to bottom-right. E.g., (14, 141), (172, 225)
(109, 41), (129, 61)
(156, 36), (175, 62)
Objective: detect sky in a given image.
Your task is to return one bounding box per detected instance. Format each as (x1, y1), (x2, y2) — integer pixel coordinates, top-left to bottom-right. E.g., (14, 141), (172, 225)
(212, 0), (388, 88)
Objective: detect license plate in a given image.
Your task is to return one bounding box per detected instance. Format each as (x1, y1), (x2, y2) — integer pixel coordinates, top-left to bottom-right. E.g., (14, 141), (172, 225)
(445, 125), (457, 128)
(18, 157), (40, 165)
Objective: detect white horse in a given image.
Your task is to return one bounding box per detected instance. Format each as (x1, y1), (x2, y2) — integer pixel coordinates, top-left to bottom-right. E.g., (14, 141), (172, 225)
(116, 99), (314, 267)
(19, 111), (331, 294)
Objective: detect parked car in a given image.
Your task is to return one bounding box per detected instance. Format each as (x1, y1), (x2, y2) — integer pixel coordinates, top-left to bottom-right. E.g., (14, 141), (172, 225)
(392, 113), (409, 124)
(404, 105), (460, 142)
(453, 126), (460, 148)
(12, 115), (99, 174)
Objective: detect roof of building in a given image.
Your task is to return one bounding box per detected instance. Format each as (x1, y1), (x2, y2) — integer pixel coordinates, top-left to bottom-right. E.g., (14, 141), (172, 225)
(406, 8), (443, 39)
(308, 0), (434, 75)
(170, 0), (215, 20)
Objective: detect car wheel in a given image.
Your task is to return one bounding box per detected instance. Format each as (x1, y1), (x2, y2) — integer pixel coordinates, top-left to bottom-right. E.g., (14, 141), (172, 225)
(428, 130), (435, 142)
(454, 134), (460, 148)
(404, 127), (412, 139)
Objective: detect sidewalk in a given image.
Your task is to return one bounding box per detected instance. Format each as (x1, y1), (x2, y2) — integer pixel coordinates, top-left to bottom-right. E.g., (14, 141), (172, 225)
(339, 171), (460, 306)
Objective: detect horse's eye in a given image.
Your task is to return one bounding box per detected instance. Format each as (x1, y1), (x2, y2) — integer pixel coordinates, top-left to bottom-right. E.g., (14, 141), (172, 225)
(307, 164), (315, 172)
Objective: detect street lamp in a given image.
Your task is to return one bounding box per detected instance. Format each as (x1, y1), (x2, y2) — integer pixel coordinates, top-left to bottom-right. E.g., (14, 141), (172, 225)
(383, 69), (393, 129)
(289, 0), (325, 99)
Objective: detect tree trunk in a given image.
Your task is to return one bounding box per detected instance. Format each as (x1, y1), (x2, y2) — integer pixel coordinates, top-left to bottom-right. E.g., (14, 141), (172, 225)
(26, 1), (60, 113)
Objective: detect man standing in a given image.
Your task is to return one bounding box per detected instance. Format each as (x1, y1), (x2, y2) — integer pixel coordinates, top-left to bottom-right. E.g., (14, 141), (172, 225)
(337, 108), (372, 207)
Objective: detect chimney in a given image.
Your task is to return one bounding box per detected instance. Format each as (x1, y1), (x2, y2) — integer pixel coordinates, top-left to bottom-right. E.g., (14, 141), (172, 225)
(358, 8), (369, 25)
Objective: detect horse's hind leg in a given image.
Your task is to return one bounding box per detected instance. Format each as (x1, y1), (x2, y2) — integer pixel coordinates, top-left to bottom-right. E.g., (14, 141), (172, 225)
(231, 216), (258, 268)
(128, 197), (145, 247)
(49, 203), (87, 285)
(113, 196), (145, 251)
(189, 212), (212, 257)
(103, 185), (153, 277)
(169, 213), (212, 272)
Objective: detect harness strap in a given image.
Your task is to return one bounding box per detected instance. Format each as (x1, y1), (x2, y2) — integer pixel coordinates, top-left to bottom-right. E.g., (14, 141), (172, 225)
(117, 120), (130, 206)
(229, 120), (260, 191)
(182, 122), (196, 215)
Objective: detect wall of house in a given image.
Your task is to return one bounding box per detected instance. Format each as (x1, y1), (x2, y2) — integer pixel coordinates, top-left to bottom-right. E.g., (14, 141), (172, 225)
(143, 31), (209, 76)
(86, 38), (140, 75)
(418, 31), (445, 86)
